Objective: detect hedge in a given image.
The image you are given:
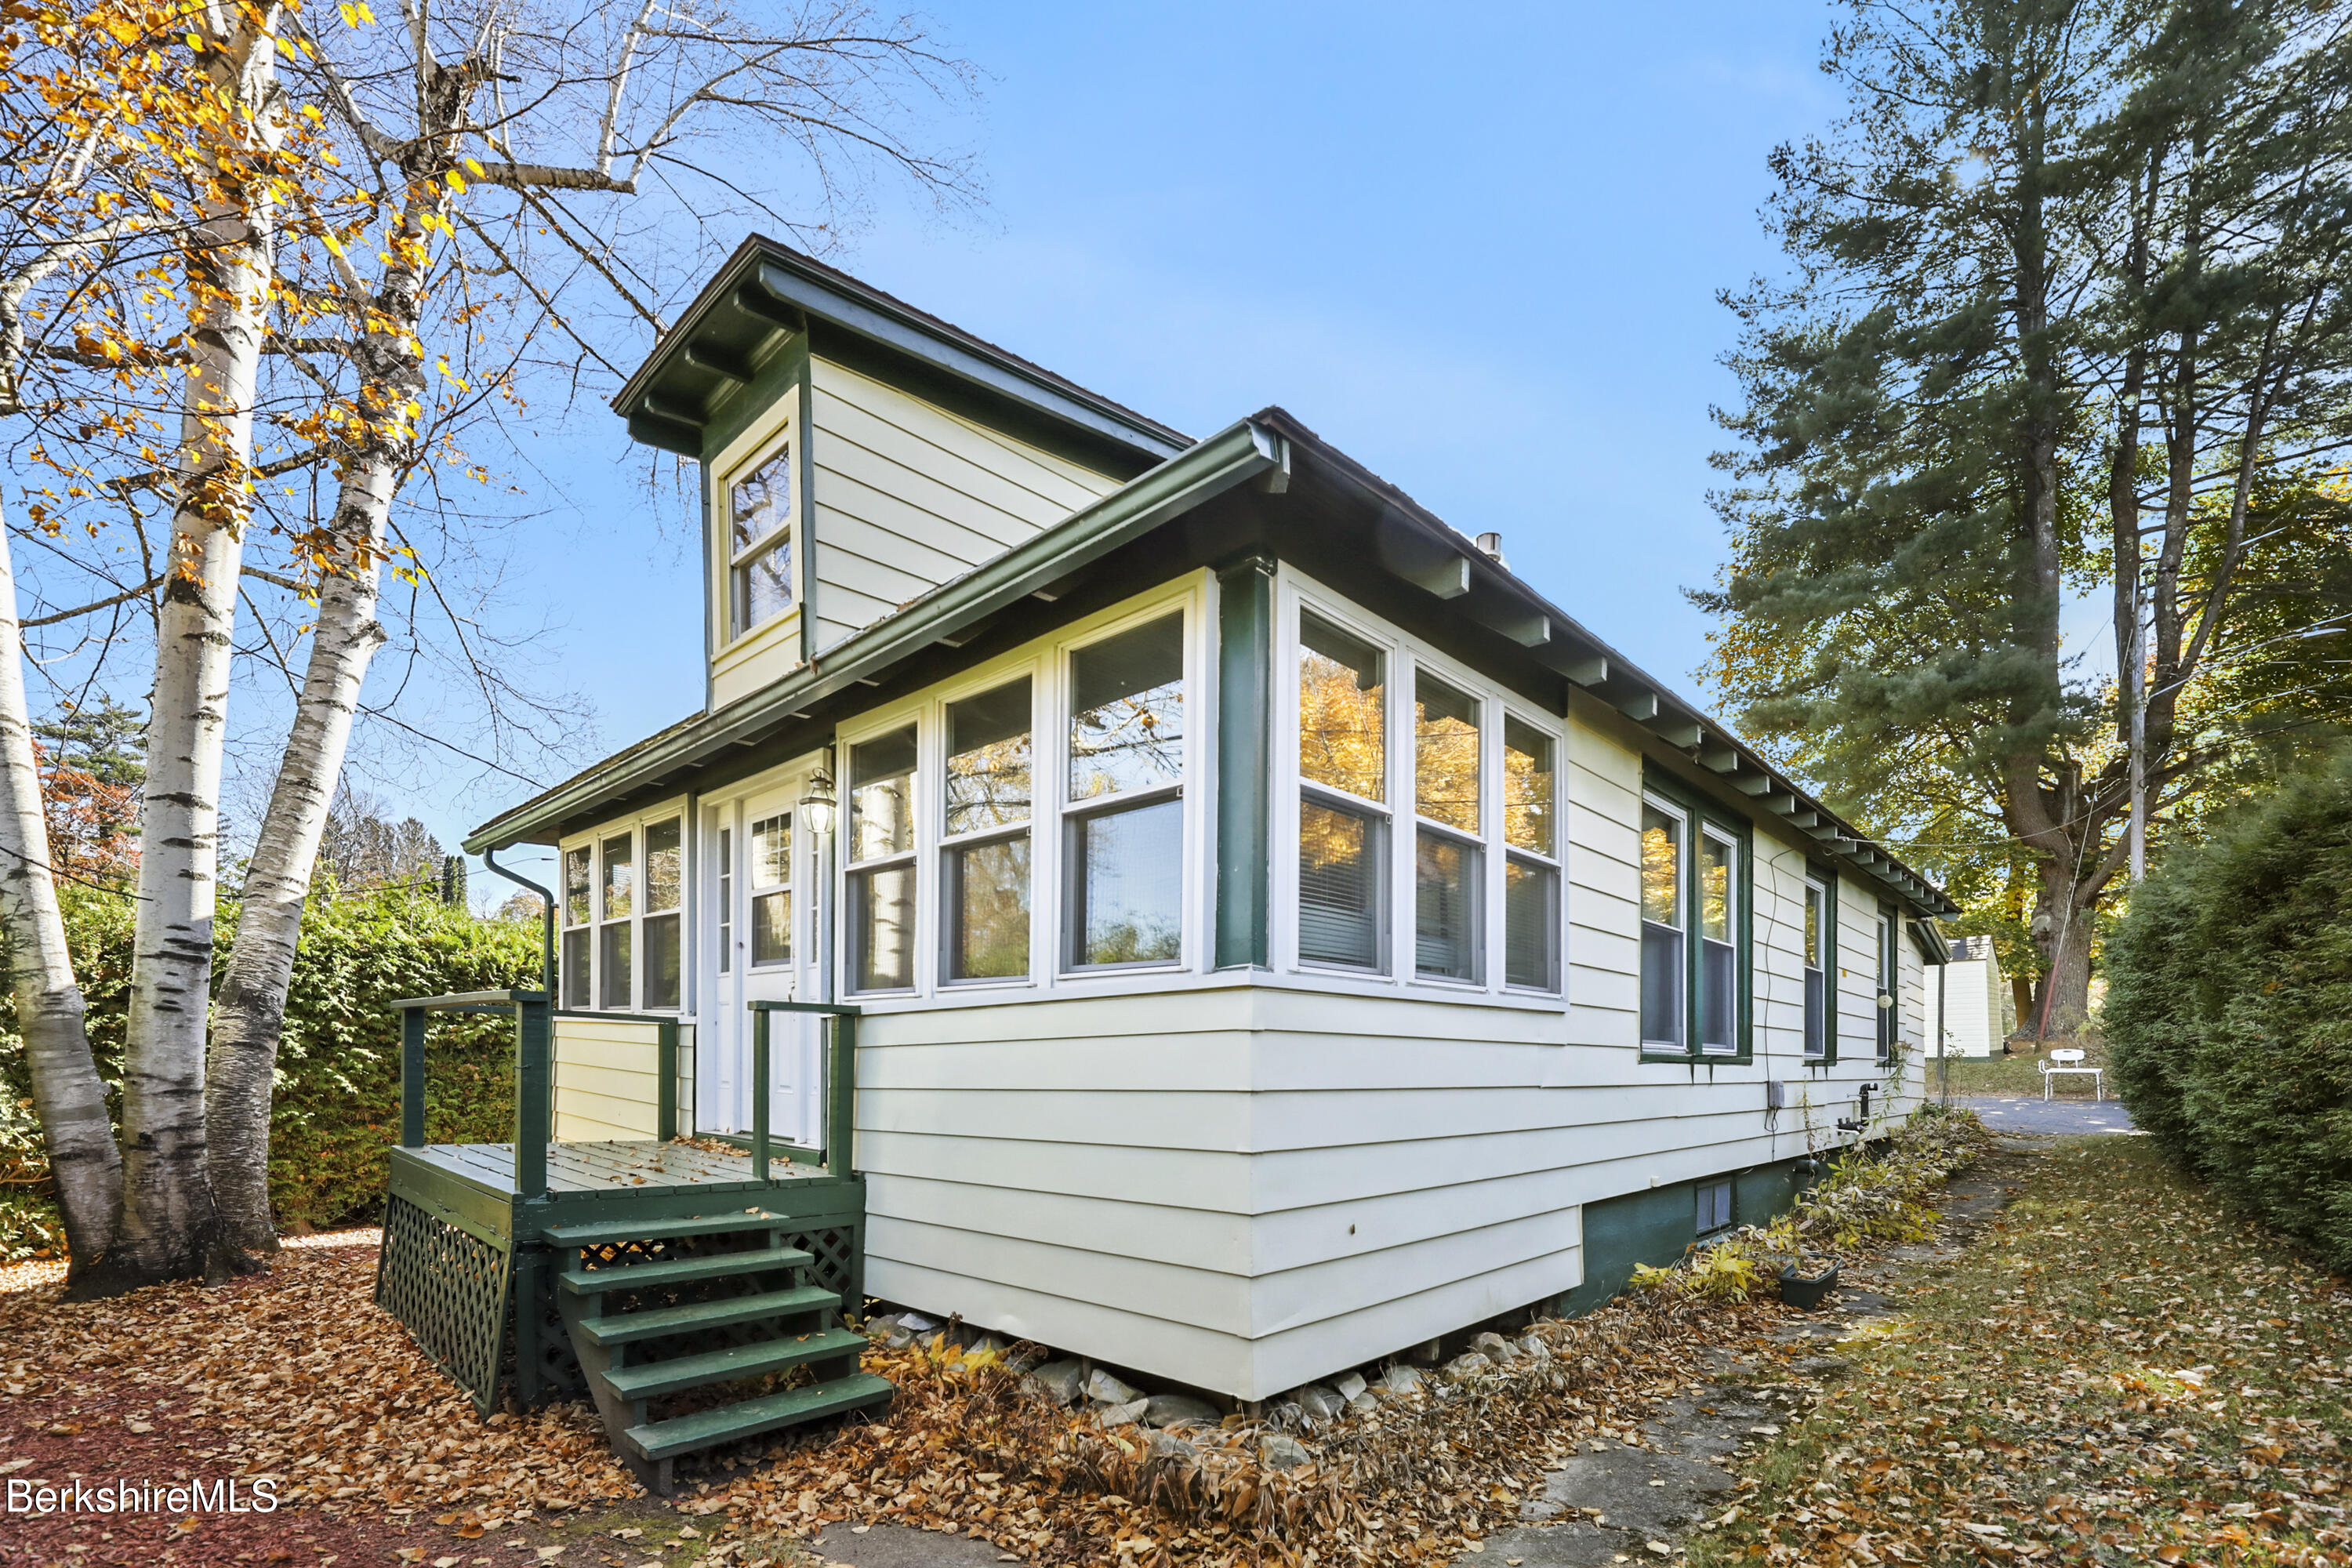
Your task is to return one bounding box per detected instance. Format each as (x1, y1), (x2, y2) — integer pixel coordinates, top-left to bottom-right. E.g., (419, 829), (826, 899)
(0, 883), (539, 1259)
(2104, 753), (2352, 1274)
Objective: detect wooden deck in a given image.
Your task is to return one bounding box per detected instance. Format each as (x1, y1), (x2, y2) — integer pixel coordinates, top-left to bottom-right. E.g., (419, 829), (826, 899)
(408, 1139), (827, 1199)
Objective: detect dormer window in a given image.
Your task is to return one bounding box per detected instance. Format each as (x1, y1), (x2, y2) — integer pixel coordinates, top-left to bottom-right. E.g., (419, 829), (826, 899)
(728, 436), (794, 637)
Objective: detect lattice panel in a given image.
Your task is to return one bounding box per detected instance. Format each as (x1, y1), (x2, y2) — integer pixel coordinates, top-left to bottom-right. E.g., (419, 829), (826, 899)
(376, 1196), (512, 1418)
(784, 1226), (858, 1300)
(522, 1271), (583, 1403)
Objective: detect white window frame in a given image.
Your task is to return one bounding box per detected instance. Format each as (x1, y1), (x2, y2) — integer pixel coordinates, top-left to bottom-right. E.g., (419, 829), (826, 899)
(938, 666), (1041, 989)
(1639, 792), (1690, 1053)
(840, 715), (923, 997)
(1276, 571), (1567, 1004)
(1802, 872), (1830, 1061)
(709, 403), (802, 653)
(557, 797), (691, 1014)
(1056, 598), (1196, 977)
(1697, 822), (1741, 1057)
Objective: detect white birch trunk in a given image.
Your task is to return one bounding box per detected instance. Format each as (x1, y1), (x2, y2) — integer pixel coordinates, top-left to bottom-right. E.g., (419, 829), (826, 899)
(0, 514), (121, 1269)
(89, 10), (282, 1294)
(206, 458), (392, 1252)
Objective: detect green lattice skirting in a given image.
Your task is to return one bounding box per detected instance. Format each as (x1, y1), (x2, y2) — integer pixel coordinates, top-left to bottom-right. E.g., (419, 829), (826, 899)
(376, 1195), (514, 1418)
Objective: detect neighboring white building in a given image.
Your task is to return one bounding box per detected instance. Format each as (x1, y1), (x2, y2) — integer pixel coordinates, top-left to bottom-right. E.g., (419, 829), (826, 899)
(466, 239), (1958, 1403)
(1926, 935), (2014, 1058)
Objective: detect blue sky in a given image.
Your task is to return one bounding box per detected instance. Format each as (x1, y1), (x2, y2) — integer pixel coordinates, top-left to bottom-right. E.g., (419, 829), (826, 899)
(390, 2), (1853, 894)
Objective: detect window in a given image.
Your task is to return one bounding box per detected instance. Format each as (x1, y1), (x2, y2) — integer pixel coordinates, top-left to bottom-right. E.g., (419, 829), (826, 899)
(1876, 904), (1900, 1062)
(599, 832), (633, 1009)
(1414, 673), (1482, 982)
(1698, 829), (1737, 1054)
(1641, 785), (1751, 1059)
(944, 678), (1033, 982)
(1802, 872), (1834, 1062)
(750, 811), (791, 967)
(715, 826), (733, 976)
(1066, 613), (1185, 968)
(1297, 612), (1386, 970)
(727, 438), (794, 638)
(1639, 803), (1685, 1049)
(561, 845), (591, 1008)
(641, 817), (682, 1010)
(848, 729), (917, 991)
(1502, 717), (1559, 991)
(1696, 1179), (1733, 1234)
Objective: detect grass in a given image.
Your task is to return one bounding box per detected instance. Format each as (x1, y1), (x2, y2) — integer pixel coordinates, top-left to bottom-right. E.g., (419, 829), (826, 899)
(1929, 1036), (2111, 1098)
(1689, 1136), (2352, 1567)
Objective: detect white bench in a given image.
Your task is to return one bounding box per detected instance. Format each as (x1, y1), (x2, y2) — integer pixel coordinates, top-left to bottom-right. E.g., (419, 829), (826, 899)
(2041, 1047), (2104, 1102)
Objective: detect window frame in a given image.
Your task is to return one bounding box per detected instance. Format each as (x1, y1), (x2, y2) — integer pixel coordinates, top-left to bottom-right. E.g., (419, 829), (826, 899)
(1294, 601), (1396, 977)
(1058, 601), (1196, 976)
(1498, 711), (1564, 996)
(1639, 769), (1754, 1065)
(556, 799), (691, 1015)
(842, 722), (921, 996)
(1802, 862), (1838, 1066)
(709, 405), (803, 654)
(1875, 899), (1901, 1064)
(938, 672), (1039, 988)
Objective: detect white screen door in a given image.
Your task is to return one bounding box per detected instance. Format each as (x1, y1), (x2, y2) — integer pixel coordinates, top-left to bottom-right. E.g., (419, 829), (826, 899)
(706, 786), (822, 1146)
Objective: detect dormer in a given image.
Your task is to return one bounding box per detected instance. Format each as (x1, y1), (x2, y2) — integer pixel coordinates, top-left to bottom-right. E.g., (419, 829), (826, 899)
(612, 238), (1192, 709)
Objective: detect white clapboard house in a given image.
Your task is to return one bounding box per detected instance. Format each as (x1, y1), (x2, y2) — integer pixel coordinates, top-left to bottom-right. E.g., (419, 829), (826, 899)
(463, 238), (1957, 1404)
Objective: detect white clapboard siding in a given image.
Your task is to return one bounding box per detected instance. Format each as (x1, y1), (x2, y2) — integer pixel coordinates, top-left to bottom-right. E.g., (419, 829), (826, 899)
(807, 358), (1120, 653)
(554, 1016), (664, 1141)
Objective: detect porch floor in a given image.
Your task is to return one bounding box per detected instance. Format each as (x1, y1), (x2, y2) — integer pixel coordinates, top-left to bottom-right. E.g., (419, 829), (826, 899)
(405, 1139), (828, 1198)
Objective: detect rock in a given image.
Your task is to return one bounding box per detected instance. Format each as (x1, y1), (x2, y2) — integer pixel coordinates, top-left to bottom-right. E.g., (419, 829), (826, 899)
(1348, 1394), (1377, 1417)
(1443, 1352), (1493, 1381)
(1269, 1401), (1303, 1430)
(1471, 1331), (1519, 1363)
(1378, 1363), (1424, 1397)
(1097, 1397), (1149, 1428)
(1334, 1371), (1368, 1402)
(1794, 1356), (1851, 1380)
(1143, 1394), (1221, 1429)
(900, 1312), (938, 1333)
(1087, 1368), (1144, 1406)
(1029, 1359), (1084, 1406)
(970, 1334), (1007, 1359)
(1259, 1433), (1312, 1472)
(1516, 1334), (1553, 1363)
(1002, 1342), (1047, 1374)
(1292, 1384), (1347, 1423)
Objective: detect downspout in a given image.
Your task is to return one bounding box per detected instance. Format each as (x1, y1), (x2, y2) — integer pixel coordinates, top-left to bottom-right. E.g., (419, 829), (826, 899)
(483, 845), (557, 996)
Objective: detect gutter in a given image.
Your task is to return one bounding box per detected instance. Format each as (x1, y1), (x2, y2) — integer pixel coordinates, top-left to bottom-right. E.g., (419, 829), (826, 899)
(464, 419), (1284, 855)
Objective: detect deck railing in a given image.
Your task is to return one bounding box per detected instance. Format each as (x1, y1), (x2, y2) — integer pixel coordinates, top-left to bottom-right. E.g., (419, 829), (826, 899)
(391, 989), (554, 1196)
(749, 1000), (860, 1183)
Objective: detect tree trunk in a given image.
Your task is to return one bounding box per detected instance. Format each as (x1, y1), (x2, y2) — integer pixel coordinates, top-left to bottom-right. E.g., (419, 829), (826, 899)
(82, 9), (282, 1298)
(0, 515), (120, 1270)
(2027, 857), (2099, 1036)
(206, 460), (393, 1253)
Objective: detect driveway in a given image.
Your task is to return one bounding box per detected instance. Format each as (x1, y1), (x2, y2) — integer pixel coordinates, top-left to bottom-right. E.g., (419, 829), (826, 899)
(1950, 1094), (2137, 1134)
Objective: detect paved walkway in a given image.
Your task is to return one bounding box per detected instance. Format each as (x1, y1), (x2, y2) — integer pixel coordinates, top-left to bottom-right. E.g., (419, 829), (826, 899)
(1951, 1094), (2137, 1134)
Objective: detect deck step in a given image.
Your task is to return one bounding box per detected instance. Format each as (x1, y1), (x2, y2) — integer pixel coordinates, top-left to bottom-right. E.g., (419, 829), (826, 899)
(543, 1210), (793, 1248)
(624, 1372), (895, 1461)
(558, 1245), (810, 1297)
(575, 1286), (839, 1349)
(601, 1327), (867, 1401)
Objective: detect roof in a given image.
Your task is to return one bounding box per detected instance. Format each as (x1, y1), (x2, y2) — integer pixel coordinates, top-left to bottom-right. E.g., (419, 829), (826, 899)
(466, 401), (1956, 918)
(612, 235), (1192, 467)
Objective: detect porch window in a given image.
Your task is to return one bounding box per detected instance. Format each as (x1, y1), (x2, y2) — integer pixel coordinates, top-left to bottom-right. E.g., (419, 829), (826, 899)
(599, 832), (633, 1009)
(1639, 803), (1685, 1049)
(750, 811), (791, 967)
(641, 817), (682, 1010)
(943, 677), (1033, 981)
(1698, 829), (1738, 1054)
(1414, 672), (1482, 982)
(1297, 611), (1386, 971)
(848, 728), (917, 992)
(728, 438), (793, 638)
(1501, 717), (1559, 991)
(1066, 612), (1184, 968)
(716, 826), (733, 975)
(1803, 873), (1831, 1061)
(1876, 904), (1900, 1062)
(561, 844), (591, 1008)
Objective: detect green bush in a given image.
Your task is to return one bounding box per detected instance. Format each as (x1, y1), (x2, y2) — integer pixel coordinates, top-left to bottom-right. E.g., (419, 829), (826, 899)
(2105, 754), (2352, 1273)
(0, 883), (539, 1257)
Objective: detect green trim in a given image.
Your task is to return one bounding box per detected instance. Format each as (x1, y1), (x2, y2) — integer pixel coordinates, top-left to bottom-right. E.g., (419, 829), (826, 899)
(467, 420), (1285, 853)
(1639, 764), (1755, 1066)
(1214, 554), (1276, 968)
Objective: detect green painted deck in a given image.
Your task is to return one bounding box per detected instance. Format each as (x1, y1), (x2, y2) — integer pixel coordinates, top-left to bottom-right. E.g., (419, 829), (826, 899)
(405, 1138), (828, 1199)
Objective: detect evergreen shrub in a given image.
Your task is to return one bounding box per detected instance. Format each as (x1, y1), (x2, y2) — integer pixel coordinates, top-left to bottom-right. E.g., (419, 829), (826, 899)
(0, 884), (539, 1258)
(2105, 754), (2352, 1272)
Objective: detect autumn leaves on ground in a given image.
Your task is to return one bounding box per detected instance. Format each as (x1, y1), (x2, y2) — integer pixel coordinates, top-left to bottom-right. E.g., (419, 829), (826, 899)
(2, 1130), (2347, 1568)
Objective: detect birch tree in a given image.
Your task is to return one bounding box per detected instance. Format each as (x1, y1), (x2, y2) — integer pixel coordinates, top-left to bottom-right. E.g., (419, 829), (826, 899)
(203, 0), (975, 1252)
